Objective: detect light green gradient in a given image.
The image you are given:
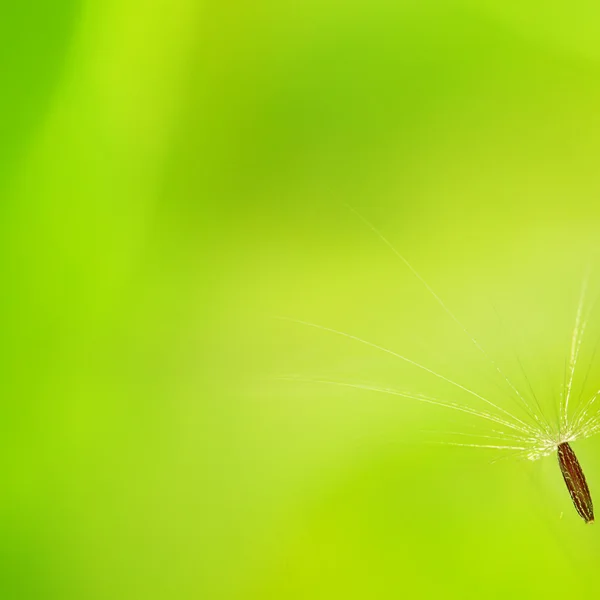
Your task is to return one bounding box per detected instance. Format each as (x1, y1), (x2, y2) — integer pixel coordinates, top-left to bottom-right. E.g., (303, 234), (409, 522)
(4, 1), (600, 599)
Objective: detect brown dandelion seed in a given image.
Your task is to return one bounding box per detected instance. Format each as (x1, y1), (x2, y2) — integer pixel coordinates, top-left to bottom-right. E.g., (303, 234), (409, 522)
(557, 442), (594, 524)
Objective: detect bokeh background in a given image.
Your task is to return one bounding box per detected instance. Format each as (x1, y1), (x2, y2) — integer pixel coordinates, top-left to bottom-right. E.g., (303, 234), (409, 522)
(5, 1), (600, 598)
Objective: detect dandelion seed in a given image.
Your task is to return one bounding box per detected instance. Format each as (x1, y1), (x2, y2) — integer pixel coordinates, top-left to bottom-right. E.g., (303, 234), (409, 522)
(280, 209), (600, 523)
(557, 442), (594, 524)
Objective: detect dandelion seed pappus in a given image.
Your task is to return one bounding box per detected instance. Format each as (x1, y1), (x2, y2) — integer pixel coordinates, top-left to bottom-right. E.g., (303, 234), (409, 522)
(279, 207), (600, 524)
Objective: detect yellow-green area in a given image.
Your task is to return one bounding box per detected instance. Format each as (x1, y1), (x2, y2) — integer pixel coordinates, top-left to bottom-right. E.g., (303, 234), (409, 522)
(4, 1), (600, 598)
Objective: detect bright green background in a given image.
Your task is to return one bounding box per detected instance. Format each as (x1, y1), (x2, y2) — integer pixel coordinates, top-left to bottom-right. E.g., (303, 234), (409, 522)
(4, 1), (600, 598)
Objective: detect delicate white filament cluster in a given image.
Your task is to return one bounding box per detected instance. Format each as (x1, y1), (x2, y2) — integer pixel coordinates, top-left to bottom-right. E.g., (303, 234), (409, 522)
(280, 209), (600, 463)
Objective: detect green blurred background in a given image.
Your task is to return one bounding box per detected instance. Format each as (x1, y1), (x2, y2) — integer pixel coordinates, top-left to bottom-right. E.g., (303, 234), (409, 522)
(5, 1), (600, 598)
